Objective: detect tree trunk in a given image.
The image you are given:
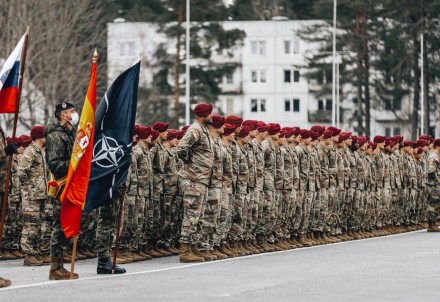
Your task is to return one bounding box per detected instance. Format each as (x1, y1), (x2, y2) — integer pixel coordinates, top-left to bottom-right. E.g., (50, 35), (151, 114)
(173, 0), (183, 127)
(362, 10), (371, 137)
(411, 30), (420, 141)
(423, 30), (430, 135)
(355, 12), (364, 134)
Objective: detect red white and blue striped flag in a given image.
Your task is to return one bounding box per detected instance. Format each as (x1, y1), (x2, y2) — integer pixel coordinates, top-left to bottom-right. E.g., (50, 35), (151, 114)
(0, 34), (25, 113)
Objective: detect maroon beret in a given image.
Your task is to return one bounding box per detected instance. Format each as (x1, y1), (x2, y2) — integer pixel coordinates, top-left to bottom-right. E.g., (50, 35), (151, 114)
(153, 122), (169, 133)
(166, 129), (179, 140)
(138, 126), (151, 139)
(310, 125), (325, 135)
(327, 126), (341, 137)
(30, 126), (45, 140)
(150, 129), (160, 141)
(300, 129), (310, 139)
(242, 120), (258, 131)
(19, 135), (32, 148)
(351, 135), (358, 142)
(403, 141), (412, 147)
(225, 115), (243, 128)
(267, 123), (281, 135)
(292, 127), (301, 137)
(373, 135), (386, 143)
(211, 115), (225, 129)
(323, 129), (333, 139)
(134, 125), (141, 136)
(419, 134), (433, 142)
(223, 123), (236, 136)
(284, 128), (295, 139)
(194, 103), (213, 117)
(339, 132), (352, 141)
(433, 139), (440, 147)
(256, 121), (268, 133)
(238, 125), (250, 138)
(417, 139), (429, 147)
(310, 131), (320, 141)
(417, 147), (424, 154)
(357, 136), (367, 147)
(177, 130), (185, 140)
(181, 125), (190, 132)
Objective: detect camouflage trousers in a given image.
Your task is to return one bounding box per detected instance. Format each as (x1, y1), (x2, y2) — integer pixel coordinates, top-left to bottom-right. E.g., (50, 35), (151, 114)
(298, 190), (315, 235)
(151, 191), (163, 242)
(160, 190), (180, 248)
(213, 189), (232, 246)
(348, 189), (364, 231)
(273, 189), (285, 240)
(395, 189), (406, 226)
(78, 210), (97, 252)
(199, 187), (221, 251)
(119, 195), (137, 252)
(326, 187), (339, 235)
(255, 189), (274, 238)
(3, 198), (23, 252)
(278, 189), (294, 240)
(340, 187), (354, 232)
(136, 195), (148, 249)
(289, 189), (302, 236)
(243, 187), (258, 241)
(179, 178), (207, 246)
(49, 198), (70, 258)
(21, 198), (53, 256)
(228, 192), (250, 242)
(311, 188), (328, 233)
(95, 195), (119, 259)
(427, 187), (440, 223)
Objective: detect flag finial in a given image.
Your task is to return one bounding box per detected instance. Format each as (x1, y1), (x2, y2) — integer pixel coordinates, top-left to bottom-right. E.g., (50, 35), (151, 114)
(93, 48), (98, 63)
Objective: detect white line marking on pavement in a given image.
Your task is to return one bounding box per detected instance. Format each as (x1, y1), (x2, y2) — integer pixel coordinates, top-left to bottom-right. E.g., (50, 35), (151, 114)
(0, 229), (425, 292)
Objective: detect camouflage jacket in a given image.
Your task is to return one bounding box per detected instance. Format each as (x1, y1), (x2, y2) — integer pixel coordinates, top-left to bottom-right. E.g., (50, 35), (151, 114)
(209, 138), (224, 189)
(262, 140), (276, 190)
(44, 122), (75, 180)
(125, 151), (139, 196)
(176, 121), (214, 186)
(281, 145), (293, 190)
(288, 145), (300, 190)
(345, 148), (357, 188)
(236, 144), (249, 194)
(18, 144), (49, 200)
(274, 146), (285, 190)
(356, 153), (367, 190)
(221, 144), (233, 195)
(163, 147), (179, 194)
(328, 145), (338, 188)
(295, 144), (310, 191)
(0, 127), (7, 192)
(389, 152), (401, 189)
(152, 141), (166, 191)
(245, 141), (257, 189)
(133, 145), (153, 198)
(251, 139), (265, 192)
(318, 144), (330, 189)
(427, 152), (440, 188)
(9, 155), (22, 201)
(310, 147), (320, 190)
(383, 153), (392, 189)
(365, 155), (375, 191)
(374, 151), (386, 189)
(230, 140), (240, 190)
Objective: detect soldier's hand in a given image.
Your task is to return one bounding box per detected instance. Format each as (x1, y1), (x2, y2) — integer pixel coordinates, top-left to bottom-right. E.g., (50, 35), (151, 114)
(4, 143), (18, 156)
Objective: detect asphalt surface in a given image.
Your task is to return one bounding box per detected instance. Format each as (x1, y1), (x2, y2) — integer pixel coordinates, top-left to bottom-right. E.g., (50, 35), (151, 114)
(1, 230), (439, 302)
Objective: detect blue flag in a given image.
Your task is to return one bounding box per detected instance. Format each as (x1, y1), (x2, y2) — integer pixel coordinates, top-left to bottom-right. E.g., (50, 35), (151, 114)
(84, 61), (140, 212)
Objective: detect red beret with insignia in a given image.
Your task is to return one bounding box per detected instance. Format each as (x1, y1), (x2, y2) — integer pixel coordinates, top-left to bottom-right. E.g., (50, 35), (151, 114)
(211, 115), (225, 129)
(267, 123), (281, 135)
(238, 125), (250, 138)
(223, 123), (236, 136)
(138, 126), (151, 139)
(225, 115), (243, 128)
(373, 135), (386, 143)
(153, 122), (169, 133)
(194, 103), (213, 117)
(30, 126), (45, 140)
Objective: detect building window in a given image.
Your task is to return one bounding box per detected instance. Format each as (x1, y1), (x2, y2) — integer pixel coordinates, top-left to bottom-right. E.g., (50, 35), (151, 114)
(293, 38), (300, 54)
(284, 99), (291, 112)
(385, 127), (391, 137)
(284, 41), (291, 54)
(318, 99), (332, 111)
(326, 99), (332, 111)
(293, 70), (300, 82)
(393, 127), (401, 136)
(260, 70), (266, 83)
(250, 41), (266, 55)
(251, 71), (258, 83)
(293, 99), (300, 112)
(119, 41), (135, 56)
(225, 73), (233, 84)
(251, 99), (266, 113)
(318, 99), (324, 111)
(284, 70), (291, 83)
(284, 99), (300, 113)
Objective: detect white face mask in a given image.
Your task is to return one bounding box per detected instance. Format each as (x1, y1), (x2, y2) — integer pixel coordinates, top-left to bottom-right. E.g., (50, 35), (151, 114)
(68, 112), (79, 126)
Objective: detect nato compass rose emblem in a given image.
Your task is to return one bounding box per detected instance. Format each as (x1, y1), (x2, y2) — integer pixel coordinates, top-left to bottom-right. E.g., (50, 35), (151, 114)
(92, 135), (125, 168)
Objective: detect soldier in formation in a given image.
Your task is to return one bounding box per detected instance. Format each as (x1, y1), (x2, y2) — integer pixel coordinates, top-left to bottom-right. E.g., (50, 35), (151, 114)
(1, 102), (440, 274)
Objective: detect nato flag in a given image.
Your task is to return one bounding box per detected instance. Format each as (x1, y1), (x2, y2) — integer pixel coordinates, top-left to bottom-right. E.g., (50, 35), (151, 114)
(84, 60), (140, 212)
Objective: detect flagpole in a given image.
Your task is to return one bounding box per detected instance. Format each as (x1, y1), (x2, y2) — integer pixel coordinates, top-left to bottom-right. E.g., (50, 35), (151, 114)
(112, 184), (126, 274)
(0, 26), (30, 250)
(70, 235), (78, 279)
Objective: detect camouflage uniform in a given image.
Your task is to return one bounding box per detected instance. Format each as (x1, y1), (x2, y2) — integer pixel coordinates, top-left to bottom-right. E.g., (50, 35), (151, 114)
(133, 145), (153, 250)
(252, 139), (266, 238)
(44, 123), (75, 258)
(273, 145), (285, 241)
(95, 191), (121, 258)
(327, 145), (339, 234)
(312, 143), (328, 233)
(280, 144), (294, 239)
(229, 143), (249, 242)
(426, 151), (440, 223)
(295, 144), (311, 235)
(161, 147), (180, 249)
(18, 144), (51, 256)
(3, 155), (24, 253)
(287, 144), (300, 237)
(214, 143), (233, 246)
(374, 151), (387, 228)
(244, 140), (257, 242)
(176, 122), (214, 246)
(336, 147), (347, 234)
(152, 141), (167, 243)
(199, 138), (223, 251)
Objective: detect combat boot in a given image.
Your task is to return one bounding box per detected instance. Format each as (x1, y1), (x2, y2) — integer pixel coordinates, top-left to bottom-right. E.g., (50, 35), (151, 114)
(114, 254), (127, 264)
(196, 249), (215, 261)
(427, 221), (440, 232)
(0, 277), (11, 288)
(240, 241), (254, 255)
(230, 241), (246, 256)
(247, 241), (261, 254)
(118, 252), (135, 263)
(76, 251), (87, 261)
(1, 251), (17, 260)
(218, 244), (235, 258)
(129, 251), (145, 262)
(156, 247), (172, 257)
(24, 255), (43, 266)
(49, 257), (79, 280)
(297, 235), (312, 247)
(210, 249), (228, 260)
(145, 241), (164, 258)
(165, 246), (180, 255)
(290, 237), (303, 248)
(82, 249), (96, 259)
(10, 250), (25, 259)
(179, 244), (204, 263)
(251, 240), (265, 253)
(243, 241), (258, 254)
(138, 250), (153, 261)
(40, 254), (51, 265)
(97, 257), (126, 274)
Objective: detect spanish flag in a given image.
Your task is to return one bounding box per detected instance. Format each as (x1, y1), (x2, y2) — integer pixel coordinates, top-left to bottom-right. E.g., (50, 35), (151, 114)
(60, 50), (98, 238)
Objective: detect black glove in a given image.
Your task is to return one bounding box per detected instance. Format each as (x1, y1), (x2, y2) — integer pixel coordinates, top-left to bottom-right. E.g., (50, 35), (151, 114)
(4, 143), (17, 156)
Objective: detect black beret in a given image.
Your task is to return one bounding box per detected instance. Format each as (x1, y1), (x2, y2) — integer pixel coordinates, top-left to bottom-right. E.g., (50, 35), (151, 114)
(54, 102), (75, 115)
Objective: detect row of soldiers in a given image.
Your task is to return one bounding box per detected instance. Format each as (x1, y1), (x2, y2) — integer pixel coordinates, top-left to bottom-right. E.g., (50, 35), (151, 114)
(1, 103), (440, 268)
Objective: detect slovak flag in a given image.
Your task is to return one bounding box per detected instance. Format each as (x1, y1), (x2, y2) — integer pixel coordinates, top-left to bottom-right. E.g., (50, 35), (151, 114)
(0, 34), (25, 113)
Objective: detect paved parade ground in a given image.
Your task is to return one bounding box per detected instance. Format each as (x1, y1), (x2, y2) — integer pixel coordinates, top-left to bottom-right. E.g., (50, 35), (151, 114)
(0, 230), (439, 302)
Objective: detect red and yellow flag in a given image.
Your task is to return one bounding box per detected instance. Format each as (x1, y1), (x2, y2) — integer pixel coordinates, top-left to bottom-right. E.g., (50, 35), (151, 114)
(60, 50), (98, 238)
